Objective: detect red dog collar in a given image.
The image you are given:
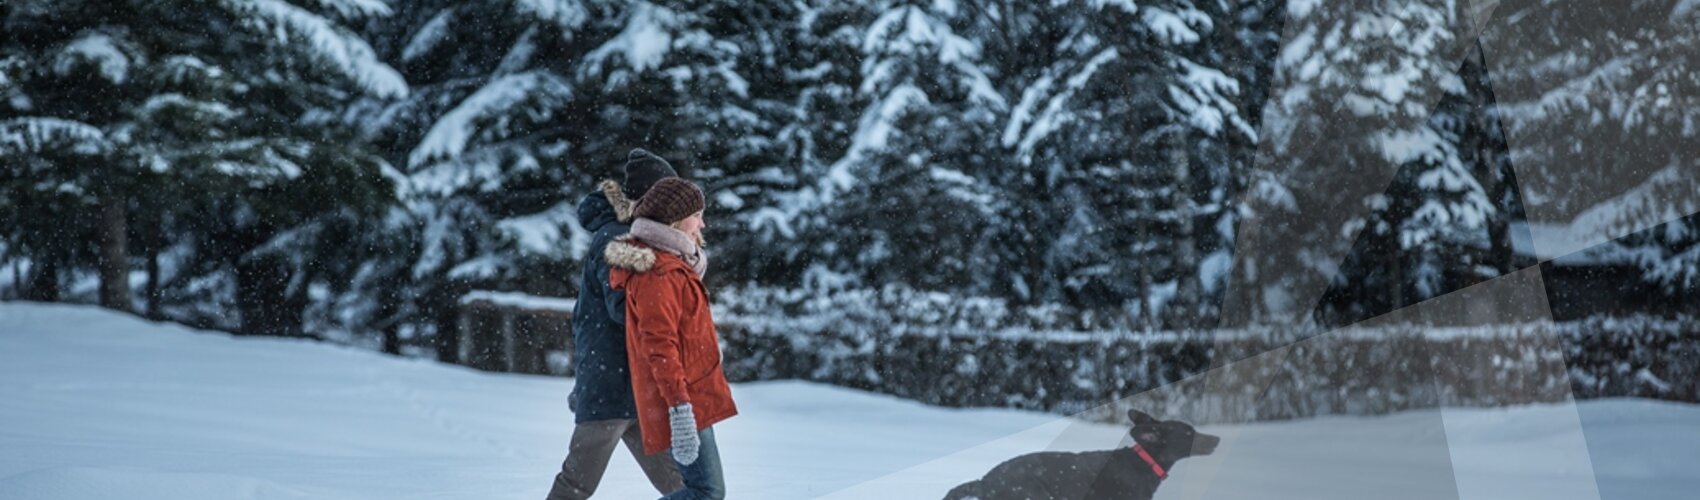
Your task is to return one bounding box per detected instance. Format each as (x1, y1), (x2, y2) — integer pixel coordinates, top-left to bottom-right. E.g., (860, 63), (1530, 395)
(1133, 444), (1167, 480)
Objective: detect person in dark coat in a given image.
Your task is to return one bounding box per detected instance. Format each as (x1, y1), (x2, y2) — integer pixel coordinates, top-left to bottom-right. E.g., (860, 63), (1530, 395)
(546, 149), (684, 500)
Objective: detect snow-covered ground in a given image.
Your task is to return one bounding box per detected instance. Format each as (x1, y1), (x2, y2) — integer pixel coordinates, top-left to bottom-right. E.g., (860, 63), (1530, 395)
(1, 302), (1695, 500)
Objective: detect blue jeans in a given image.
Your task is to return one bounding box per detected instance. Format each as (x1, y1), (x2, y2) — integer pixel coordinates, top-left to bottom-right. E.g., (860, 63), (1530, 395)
(660, 426), (725, 500)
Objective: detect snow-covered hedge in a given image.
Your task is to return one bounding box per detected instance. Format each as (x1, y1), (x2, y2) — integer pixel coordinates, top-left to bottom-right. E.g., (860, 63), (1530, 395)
(713, 286), (1698, 423)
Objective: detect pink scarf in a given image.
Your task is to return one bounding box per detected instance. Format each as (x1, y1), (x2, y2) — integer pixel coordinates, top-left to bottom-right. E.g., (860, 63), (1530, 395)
(630, 218), (709, 277)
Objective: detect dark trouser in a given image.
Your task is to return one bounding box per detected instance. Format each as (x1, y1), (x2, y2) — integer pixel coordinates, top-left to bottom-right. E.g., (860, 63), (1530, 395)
(660, 426), (725, 500)
(547, 418), (683, 500)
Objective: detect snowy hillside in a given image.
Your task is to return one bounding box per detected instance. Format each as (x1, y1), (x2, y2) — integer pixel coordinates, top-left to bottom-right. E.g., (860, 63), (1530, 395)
(2, 302), (1696, 499)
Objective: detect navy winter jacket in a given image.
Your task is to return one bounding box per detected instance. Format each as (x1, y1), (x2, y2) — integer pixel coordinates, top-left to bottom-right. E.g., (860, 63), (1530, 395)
(567, 185), (639, 422)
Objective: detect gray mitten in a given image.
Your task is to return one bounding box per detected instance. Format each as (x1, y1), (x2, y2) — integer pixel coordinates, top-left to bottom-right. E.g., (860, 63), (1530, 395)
(668, 403), (700, 465)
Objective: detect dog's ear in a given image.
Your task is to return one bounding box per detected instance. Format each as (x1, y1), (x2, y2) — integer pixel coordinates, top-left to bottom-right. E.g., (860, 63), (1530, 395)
(1128, 410), (1158, 426)
(1130, 424), (1163, 445)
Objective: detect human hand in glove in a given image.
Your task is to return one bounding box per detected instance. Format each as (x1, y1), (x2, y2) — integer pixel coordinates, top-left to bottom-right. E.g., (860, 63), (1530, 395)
(669, 403), (700, 465)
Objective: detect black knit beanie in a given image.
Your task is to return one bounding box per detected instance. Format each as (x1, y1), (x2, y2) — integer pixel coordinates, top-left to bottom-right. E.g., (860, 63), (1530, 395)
(633, 177), (706, 225)
(623, 148), (678, 199)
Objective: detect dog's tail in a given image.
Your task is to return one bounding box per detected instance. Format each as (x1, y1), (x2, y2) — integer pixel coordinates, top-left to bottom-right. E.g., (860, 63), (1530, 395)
(943, 480), (985, 500)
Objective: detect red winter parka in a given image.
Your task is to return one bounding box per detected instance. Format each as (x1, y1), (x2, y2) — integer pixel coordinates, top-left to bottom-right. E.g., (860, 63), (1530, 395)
(605, 235), (738, 455)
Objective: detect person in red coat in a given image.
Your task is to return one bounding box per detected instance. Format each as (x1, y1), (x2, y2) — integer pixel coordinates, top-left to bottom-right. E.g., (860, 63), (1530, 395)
(604, 177), (737, 500)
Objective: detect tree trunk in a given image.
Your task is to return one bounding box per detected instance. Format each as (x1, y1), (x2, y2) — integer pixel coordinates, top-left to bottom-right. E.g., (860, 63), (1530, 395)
(1168, 131), (1198, 327)
(144, 216), (161, 320)
(433, 284), (464, 362)
(235, 255), (300, 336)
(98, 194), (130, 312)
(1136, 196), (1157, 332)
(1391, 246), (1406, 311)
(24, 254), (60, 302)
(382, 323), (402, 355)
(1231, 214), (1263, 327)
(377, 277), (403, 355)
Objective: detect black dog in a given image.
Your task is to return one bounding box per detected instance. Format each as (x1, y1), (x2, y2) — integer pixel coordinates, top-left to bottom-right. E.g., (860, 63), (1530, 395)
(944, 410), (1219, 500)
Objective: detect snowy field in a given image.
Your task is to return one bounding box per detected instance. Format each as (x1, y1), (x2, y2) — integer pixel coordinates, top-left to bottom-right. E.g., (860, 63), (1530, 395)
(1, 302), (1695, 500)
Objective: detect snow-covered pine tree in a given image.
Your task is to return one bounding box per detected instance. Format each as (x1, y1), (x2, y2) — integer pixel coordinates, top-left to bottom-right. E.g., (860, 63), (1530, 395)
(804, 0), (1006, 293)
(1318, 37), (1522, 326)
(1, 2), (135, 306)
(966, 0), (1254, 327)
(1632, 213), (1699, 297)
(715, 1), (1274, 328)
(707, 1), (873, 287)
(1242, 0), (1482, 326)
(1189, 0), (1286, 327)
(341, 0), (579, 357)
(1481, 0), (1700, 298)
(1, 0), (405, 333)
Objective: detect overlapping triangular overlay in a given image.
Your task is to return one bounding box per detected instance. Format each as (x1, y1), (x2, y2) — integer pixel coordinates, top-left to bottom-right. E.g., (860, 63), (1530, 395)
(827, 0), (1696, 497)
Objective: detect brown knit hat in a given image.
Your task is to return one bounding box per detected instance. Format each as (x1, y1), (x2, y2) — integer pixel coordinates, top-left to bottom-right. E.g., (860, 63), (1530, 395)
(632, 177), (705, 224)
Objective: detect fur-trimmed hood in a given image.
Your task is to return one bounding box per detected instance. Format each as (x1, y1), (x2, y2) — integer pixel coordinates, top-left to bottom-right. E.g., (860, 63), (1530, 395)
(604, 234), (658, 273)
(601, 179), (636, 223)
(575, 179), (638, 234)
